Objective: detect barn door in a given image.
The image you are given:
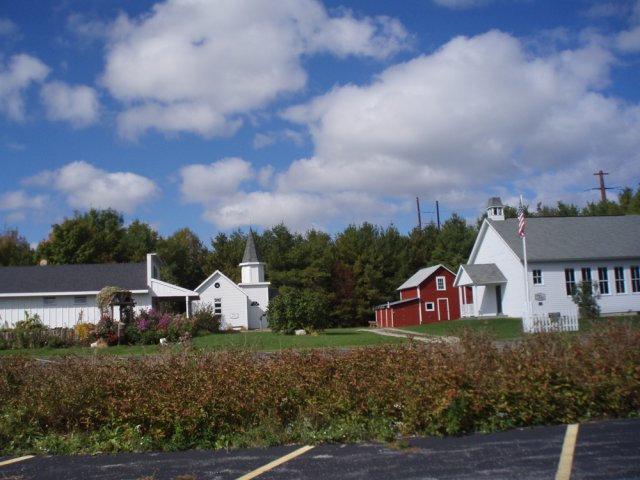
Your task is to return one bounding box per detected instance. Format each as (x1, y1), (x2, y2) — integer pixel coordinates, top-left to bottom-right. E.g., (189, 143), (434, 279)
(437, 298), (450, 321)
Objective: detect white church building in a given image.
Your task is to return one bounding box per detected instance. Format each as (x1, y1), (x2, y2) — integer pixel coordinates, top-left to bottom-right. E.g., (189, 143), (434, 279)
(454, 198), (640, 319)
(192, 230), (271, 330)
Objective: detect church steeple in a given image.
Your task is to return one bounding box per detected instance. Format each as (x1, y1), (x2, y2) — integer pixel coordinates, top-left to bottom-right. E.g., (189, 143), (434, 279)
(240, 229), (266, 284)
(487, 197), (505, 221)
(242, 228), (262, 263)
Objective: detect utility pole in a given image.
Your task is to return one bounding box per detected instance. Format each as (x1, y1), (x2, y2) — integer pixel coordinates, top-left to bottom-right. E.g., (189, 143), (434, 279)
(416, 197), (422, 229)
(435, 200), (441, 230)
(593, 170), (609, 202)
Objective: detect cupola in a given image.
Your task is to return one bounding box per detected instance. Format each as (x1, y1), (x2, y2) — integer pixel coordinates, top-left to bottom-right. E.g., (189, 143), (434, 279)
(487, 197), (505, 221)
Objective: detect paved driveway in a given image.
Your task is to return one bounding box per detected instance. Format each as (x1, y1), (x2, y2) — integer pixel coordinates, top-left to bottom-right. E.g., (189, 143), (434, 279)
(1, 418), (638, 479)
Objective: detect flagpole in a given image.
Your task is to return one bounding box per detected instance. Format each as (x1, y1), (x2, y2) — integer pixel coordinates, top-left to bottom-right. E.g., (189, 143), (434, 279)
(519, 195), (532, 331)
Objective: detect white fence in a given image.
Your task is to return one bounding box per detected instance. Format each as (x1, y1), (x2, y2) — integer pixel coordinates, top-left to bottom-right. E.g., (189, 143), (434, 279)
(523, 313), (579, 333)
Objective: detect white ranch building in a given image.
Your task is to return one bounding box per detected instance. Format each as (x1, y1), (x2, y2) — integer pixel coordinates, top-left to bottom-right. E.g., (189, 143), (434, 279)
(192, 230), (271, 330)
(454, 199), (640, 319)
(0, 254), (198, 328)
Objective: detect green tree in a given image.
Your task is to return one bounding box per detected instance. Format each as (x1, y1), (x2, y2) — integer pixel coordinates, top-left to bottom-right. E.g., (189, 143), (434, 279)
(267, 289), (329, 334)
(406, 223), (439, 273)
(119, 220), (159, 262)
(260, 224), (305, 289)
(156, 228), (211, 289)
(432, 213), (476, 270)
(617, 185), (640, 214)
(36, 209), (125, 264)
(571, 281), (600, 319)
(208, 230), (247, 283)
(0, 228), (34, 266)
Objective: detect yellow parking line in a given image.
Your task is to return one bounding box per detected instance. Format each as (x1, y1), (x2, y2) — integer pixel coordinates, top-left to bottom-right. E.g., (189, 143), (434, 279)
(237, 445), (315, 480)
(0, 455), (35, 467)
(555, 424), (579, 480)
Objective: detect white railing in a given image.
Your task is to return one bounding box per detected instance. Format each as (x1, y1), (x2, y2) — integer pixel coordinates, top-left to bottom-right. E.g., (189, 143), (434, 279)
(523, 313), (579, 333)
(460, 304), (474, 318)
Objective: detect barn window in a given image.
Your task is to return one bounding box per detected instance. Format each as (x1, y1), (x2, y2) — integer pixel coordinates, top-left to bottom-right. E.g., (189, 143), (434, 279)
(74, 296), (87, 305)
(436, 276), (446, 291)
(425, 302), (434, 311)
(214, 298), (222, 315)
(43, 296), (56, 306)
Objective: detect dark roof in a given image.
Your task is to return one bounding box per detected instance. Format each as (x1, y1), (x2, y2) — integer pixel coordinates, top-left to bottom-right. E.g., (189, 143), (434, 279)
(488, 215), (640, 262)
(242, 229), (263, 263)
(458, 264), (507, 285)
(487, 197), (503, 208)
(0, 262), (148, 295)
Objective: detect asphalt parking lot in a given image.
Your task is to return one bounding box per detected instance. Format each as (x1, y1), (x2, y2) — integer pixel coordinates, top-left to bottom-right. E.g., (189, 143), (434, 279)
(1, 418), (638, 479)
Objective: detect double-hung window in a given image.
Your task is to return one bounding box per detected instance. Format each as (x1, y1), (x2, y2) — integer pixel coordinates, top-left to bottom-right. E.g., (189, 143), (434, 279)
(614, 267), (626, 294)
(632, 266), (640, 293)
(436, 276), (446, 291)
(597, 267), (609, 295)
(564, 269), (576, 296)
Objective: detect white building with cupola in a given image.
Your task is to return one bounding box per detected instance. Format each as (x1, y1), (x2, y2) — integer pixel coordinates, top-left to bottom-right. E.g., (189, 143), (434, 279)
(454, 197), (640, 320)
(192, 230), (271, 330)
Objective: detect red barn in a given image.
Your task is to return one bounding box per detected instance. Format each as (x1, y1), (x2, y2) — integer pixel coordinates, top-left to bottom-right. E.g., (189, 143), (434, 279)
(374, 264), (465, 327)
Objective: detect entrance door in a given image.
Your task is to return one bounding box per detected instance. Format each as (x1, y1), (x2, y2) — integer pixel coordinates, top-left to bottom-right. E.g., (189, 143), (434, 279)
(437, 298), (450, 321)
(495, 285), (503, 315)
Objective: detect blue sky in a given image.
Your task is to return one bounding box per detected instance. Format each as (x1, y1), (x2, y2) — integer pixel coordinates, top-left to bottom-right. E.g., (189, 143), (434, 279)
(1, 0), (639, 246)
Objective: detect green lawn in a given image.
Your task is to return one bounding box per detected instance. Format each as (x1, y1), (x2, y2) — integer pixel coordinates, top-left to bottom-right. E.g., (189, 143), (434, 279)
(400, 318), (524, 340)
(400, 315), (640, 341)
(0, 328), (405, 358)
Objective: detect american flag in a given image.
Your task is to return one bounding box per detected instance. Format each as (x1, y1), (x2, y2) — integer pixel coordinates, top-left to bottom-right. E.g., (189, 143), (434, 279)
(517, 199), (525, 238)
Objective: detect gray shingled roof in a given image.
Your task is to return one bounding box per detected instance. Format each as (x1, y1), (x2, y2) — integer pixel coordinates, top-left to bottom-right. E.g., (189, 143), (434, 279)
(488, 215), (640, 262)
(242, 230), (262, 263)
(487, 197), (504, 208)
(397, 265), (449, 290)
(459, 264), (507, 285)
(0, 262), (148, 295)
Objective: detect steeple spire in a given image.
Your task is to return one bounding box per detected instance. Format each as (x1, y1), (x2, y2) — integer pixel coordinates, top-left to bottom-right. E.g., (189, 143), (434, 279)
(242, 228), (262, 263)
(240, 228), (266, 284)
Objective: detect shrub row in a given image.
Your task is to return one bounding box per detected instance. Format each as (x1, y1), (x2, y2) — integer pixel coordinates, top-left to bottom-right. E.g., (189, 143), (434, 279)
(0, 322), (639, 455)
(0, 305), (220, 350)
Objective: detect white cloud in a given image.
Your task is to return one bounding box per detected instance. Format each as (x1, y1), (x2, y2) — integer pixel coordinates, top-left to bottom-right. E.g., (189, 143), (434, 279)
(200, 190), (403, 232)
(179, 157), (254, 203)
(278, 30), (639, 213)
(0, 18), (19, 36)
(617, 25), (640, 52)
(40, 81), (100, 128)
(433, 0), (492, 9)
(26, 161), (159, 213)
(253, 129), (306, 149)
(0, 190), (47, 211)
(0, 54), (49, 121)
(100, 0), (410, 139)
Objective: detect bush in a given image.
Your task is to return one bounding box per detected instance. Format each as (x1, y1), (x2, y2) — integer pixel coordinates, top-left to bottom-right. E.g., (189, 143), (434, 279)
(14, 311), (48, 349)
(0, 322), (638, 455)
(94, 315), (119, 346)
(572, 281), (601, 319)
(75, 323), (95, 346)
(267, 290), (330, 334)
(192, 303), (221, 334)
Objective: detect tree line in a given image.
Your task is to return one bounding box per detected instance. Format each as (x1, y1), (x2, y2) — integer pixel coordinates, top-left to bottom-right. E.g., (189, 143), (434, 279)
(1, 185), (639, 325)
